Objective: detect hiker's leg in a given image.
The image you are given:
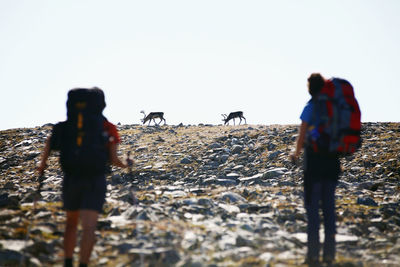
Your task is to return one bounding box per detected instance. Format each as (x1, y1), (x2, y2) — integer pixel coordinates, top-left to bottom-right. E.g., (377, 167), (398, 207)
(64, 210), (79, 259)
(305, 182), (322, 261)
(321, 180), (337, 262)
(79, 209), (99, 264)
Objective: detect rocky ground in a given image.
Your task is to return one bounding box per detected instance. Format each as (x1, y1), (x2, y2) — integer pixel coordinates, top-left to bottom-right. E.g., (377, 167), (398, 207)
(0, 122), (399, 267)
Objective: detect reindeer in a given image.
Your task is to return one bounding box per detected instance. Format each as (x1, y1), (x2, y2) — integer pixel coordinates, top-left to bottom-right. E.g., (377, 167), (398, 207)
(140, 110), (166, 126)
(222, 111), (246, 125)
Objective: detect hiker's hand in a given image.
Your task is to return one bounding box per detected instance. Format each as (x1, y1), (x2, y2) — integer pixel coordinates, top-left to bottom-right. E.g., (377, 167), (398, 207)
(126, 158), (134, 167)
(125, 151), (133, 168)
(289, 153), (298, 165)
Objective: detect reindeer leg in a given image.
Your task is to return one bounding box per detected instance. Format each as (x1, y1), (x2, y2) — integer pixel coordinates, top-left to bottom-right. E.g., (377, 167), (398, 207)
(243, 116), (247, 124)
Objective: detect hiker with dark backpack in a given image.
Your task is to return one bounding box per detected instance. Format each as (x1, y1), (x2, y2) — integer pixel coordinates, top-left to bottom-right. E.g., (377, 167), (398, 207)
(290, 73), (361, 265)
(37, 87), (132, 267)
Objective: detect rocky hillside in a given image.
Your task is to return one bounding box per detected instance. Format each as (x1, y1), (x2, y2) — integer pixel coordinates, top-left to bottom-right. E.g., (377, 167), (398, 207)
(0, 122), (399, 266)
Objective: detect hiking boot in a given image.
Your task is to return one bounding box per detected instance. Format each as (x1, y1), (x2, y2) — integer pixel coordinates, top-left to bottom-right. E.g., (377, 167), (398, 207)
(303, 256), (320, 267)
(322, 256), (334, 266)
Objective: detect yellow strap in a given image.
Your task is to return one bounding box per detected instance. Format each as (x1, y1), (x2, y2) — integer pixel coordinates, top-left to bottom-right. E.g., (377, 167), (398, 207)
(77, 113), (83, 129)
(77, 135), (82, 146)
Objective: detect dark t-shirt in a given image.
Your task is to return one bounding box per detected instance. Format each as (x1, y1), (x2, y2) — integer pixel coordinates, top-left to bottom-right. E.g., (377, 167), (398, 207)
(49, 119), (120, 175)
(50, 119), (120, 150)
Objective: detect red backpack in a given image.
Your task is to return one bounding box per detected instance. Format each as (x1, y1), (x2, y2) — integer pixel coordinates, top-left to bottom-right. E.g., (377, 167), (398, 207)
(307, 78), (362, 156)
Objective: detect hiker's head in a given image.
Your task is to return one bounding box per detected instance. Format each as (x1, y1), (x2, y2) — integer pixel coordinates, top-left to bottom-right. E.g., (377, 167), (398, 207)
(91, 87), (106, 111)
(307, 73), (325, 97)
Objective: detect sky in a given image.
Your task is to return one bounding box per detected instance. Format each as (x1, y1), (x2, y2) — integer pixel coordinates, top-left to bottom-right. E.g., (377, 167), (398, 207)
(1, 0), (399, 130)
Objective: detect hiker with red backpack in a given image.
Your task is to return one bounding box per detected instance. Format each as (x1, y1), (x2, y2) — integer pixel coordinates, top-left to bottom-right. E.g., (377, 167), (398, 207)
(290, 73), (361, 265)
(37, 88), (132, 267)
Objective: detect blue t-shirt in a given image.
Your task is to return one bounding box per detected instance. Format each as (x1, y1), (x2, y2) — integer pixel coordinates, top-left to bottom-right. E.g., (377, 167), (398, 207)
(300, 100), (313, 124)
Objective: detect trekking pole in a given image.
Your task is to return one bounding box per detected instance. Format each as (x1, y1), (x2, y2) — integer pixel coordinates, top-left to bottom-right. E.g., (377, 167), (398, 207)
(126, 151), (144, 267)
(129, 181), (145, 267)
(289, 155), (302, 266)
(290, 154), (298, 167)
(19, 174), (44, 267)
(129, 188), (144, 267)
(125, 153), (144, 266)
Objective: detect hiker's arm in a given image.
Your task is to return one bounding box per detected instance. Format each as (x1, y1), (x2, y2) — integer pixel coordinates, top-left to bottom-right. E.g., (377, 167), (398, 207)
(37, 136), (51, 175)
(109, 143), (131, 168)
(291, 121), (308, 161)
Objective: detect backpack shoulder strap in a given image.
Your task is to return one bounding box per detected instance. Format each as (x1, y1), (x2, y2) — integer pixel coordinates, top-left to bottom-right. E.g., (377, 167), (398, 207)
(50, 121), (67, 151)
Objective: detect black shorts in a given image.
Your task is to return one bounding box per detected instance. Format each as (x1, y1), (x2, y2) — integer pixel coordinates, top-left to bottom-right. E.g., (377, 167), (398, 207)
(304, 149), (341, 182)
(62, 174), (106, 213)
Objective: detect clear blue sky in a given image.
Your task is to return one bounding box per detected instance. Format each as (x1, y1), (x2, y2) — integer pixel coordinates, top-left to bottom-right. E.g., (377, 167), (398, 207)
(1, 0), (399, 130)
